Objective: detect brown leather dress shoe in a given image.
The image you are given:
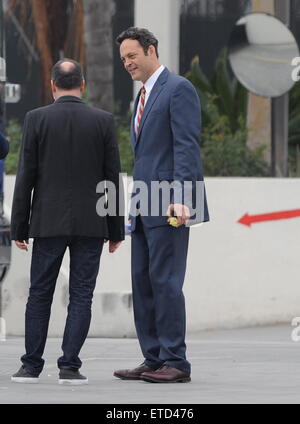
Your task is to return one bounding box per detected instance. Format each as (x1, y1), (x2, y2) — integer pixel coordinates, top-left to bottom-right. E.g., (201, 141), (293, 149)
(141, 365), (191, 383)
(113, 363), (155, 380)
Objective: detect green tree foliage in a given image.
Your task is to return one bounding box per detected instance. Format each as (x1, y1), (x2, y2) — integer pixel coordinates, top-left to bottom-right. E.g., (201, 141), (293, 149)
(115, 112), (134, 175)
(185, 50), (270, 177)
(201, 98), (268, 176)
(5, 119), (22, 175)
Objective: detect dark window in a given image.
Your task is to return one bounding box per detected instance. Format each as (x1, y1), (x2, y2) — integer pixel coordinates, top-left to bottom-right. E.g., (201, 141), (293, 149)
(113, 0), (134, 115)
(291, 0), (300, 49)
(180, 0), (251, 77)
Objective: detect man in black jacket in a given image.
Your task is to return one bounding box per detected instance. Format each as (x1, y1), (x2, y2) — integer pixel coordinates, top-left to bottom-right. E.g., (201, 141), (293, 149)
(0, 130), (9, 159)
(10, 59), (124, 385)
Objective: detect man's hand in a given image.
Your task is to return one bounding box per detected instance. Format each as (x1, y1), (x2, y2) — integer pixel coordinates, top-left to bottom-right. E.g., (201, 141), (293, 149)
(104, 240), (122, 253)
(166, 204), (190, 227)
(15, 240), (29, 251)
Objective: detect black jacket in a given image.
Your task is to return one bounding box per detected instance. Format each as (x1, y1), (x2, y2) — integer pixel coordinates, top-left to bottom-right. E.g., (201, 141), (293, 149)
(0, 131), (9, 159)
(11, 96), (124, 242)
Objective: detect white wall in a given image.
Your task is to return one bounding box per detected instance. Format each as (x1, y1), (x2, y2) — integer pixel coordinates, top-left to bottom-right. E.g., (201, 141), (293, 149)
(2, 176), (300, 337)
(134, 0), (180, 73)
(133, 0), (181, 98)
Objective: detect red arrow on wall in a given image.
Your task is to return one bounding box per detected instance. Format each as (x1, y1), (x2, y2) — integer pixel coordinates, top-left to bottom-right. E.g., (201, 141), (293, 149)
(238, 209), (300, 227)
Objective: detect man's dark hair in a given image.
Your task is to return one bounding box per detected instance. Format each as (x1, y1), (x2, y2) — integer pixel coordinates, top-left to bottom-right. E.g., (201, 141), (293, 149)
(51, 59), (84, 90)
(116, 27), (159, 58)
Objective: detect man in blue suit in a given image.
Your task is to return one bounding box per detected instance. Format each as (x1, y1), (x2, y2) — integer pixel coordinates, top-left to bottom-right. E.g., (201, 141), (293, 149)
(114, 28), (209, 383)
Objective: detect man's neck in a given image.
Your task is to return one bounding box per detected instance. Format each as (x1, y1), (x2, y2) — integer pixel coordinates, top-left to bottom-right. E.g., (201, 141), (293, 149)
(142, 63), (162, 84)
(54, 91), (81, 100)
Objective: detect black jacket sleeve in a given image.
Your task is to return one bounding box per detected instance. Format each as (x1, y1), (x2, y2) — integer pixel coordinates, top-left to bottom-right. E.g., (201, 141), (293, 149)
(0, 131), (9, 159)
(11, 112), (38, 241)
(104, 115), (125, 242)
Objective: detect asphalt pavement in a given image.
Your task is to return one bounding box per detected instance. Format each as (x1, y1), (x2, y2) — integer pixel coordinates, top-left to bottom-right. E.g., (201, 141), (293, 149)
(0, 324), (299, 404)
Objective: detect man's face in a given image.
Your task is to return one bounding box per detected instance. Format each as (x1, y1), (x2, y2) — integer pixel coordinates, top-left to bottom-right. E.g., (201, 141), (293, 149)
(120, 39), (153, 83)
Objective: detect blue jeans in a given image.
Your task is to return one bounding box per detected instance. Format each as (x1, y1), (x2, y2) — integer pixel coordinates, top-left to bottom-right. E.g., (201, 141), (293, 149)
(21, 236), (104, 374)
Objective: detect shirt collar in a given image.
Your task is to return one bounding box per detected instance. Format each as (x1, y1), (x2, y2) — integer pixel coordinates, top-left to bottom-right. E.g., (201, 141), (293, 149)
(54, 95), (83, 103)
(143, 65), (165, 94)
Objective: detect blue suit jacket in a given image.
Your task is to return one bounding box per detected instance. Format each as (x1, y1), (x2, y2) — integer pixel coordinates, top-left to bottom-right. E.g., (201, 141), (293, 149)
(130, 68), (209, 230)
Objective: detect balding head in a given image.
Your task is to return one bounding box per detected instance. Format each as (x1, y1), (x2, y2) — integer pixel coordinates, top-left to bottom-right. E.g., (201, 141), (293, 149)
(60, 61), (76, 73)
(51, 58), (84, 90)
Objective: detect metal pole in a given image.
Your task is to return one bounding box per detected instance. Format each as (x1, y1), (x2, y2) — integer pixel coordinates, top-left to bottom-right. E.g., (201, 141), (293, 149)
(272, 0), (291, 177)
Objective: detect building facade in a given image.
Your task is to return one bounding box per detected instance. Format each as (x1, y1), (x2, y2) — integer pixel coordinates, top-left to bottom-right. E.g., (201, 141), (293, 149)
(4, 0), (300, 121)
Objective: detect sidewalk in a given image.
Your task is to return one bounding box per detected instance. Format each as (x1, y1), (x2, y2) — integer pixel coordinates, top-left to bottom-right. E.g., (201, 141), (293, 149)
(0, 324), (299, 404)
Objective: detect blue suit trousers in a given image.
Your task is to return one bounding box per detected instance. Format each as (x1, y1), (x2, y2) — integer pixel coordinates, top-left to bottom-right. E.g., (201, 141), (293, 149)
(131, 216), (191, 373)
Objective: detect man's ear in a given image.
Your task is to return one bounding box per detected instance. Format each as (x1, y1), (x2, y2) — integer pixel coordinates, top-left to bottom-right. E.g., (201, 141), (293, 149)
(51, 80), (56, 93)
(148, 45), (156, 57)
(80, 80), (86, 92)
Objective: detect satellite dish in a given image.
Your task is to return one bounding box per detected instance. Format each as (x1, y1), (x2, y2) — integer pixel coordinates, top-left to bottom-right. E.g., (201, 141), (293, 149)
(228, 13), (299, 98)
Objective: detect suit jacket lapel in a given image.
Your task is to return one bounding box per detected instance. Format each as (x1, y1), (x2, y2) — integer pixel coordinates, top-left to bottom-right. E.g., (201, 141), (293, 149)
(135, 68), (169, 148)
(131, 90), (141, 150)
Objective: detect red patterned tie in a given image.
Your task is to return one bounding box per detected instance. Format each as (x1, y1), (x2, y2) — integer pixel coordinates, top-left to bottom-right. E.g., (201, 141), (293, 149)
(136, 86), (146, 135)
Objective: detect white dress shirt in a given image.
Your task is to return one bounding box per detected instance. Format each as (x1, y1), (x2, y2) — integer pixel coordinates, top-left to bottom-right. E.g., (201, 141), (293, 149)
(134, 65), (165, 133)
